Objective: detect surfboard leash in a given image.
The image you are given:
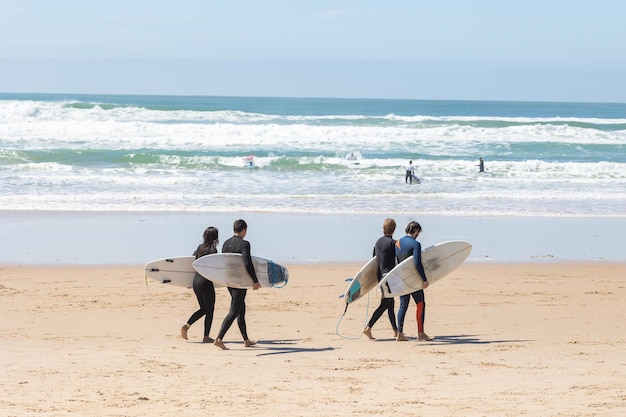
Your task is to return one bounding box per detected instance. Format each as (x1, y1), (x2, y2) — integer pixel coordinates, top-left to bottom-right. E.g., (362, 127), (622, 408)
(144, 273), (153, 296)
(270, 277), (288, 289)
(335, 291), (372, 341)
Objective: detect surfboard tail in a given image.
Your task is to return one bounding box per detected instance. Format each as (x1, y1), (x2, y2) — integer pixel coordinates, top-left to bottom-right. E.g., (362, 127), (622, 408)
(267, 260), (289, 288)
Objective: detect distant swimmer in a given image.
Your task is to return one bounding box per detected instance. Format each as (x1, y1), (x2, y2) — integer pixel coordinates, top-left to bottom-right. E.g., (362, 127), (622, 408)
(243, 155), (255, 168)
(405, 161), (415, 184)
(477, 157), (485, 173)
(346, 152), (360, 165)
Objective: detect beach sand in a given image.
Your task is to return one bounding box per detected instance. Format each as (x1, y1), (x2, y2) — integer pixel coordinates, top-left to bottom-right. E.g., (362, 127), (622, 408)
(1, 262), (625, 416)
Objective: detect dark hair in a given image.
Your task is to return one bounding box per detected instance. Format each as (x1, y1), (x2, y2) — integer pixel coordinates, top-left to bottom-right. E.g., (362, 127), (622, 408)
(233, 219), (248, 233)
(197, 226), (219, 257)
(405, 221), (421, 234)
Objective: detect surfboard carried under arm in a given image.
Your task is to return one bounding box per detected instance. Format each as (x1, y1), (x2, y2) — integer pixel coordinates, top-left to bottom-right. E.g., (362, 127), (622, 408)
(144, 256), (198, 288)
(341, 257), (379, 305)
(193, 253), (288, 289)
(379, 240), (472, 297)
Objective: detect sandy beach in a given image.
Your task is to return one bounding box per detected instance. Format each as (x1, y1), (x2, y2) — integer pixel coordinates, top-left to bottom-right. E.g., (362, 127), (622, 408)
(1, 262), (624, 416)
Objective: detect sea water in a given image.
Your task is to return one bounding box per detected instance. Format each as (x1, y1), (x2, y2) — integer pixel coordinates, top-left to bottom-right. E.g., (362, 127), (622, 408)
(1, 93), (625, 217)
(1, 93), (626, 263)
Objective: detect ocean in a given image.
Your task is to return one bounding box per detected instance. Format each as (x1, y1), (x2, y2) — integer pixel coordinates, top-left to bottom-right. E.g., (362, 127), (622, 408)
(1, 93), (625, 264)
(1, 93), (625, 217)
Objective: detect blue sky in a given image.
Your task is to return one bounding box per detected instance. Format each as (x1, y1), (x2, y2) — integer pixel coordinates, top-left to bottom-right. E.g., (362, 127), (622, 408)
(1, 0), (625, 102)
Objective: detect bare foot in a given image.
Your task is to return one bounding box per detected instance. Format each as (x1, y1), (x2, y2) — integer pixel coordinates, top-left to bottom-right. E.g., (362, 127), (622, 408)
(214, 339), (229, 350)
(418, 332), (433, 341)
(244, 339), (256, 347)
(180, 325), (189, 340)
(396, 332), (409, 342)
(203, 336), (214, 343)
(363, 327), (375, 340)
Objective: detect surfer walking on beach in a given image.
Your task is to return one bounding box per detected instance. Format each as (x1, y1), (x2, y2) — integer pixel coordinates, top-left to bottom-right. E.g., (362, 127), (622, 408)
(363, 218), (399, 340)
(214, 219), (261, 350)
(395, 221), (433, 342)
(181, 226), (219, 343)
(405, 161), (415, 184)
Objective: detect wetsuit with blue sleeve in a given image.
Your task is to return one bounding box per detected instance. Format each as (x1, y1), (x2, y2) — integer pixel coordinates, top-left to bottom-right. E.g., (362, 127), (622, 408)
(395, 235), (428, 334)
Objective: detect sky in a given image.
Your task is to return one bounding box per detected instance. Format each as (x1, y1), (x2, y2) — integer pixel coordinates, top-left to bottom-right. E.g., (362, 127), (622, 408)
(1, 0), (625, 102)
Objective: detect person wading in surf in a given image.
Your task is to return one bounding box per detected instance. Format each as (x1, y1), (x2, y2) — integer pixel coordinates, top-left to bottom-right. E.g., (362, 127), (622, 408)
(405, 161), (415, 184)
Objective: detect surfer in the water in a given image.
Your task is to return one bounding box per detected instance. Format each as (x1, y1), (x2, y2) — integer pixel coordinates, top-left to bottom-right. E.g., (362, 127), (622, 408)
(214, 219), (261, 350)
(363, 218), (399, 340)
(477, 157), (485, 173)
(405, 161), (415, 184)
(181, 226), (219, 343)
(395, 221), (433, 342)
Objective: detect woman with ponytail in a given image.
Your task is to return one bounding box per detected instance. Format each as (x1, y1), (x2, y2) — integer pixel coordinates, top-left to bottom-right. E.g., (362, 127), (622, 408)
(181, 226), (219, 343)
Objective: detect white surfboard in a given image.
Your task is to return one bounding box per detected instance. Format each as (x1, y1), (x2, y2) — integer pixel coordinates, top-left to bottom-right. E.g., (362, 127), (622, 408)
(144, 256), (198, 288)
(193, 253), (288, 289)
(144, 256), (225, 289)
(379, 240), (472, 297)
(342, 257), (379, 304)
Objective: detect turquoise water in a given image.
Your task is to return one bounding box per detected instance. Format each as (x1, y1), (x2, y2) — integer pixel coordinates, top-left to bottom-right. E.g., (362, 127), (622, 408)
(1, 93), (625, 216)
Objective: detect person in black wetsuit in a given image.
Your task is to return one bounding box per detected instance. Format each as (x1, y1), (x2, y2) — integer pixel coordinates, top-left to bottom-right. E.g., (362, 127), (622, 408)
(363, 218), (399, 340)
(214, 219), (261, 350)
(181, 226), (219, 343)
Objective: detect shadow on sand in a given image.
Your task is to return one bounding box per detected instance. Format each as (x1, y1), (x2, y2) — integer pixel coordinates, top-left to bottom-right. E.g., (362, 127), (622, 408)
(421, 334), (530, 345)
(248, 339), (336, 356)
(354, 334), (529, 345)
(216, 335), (528, 355)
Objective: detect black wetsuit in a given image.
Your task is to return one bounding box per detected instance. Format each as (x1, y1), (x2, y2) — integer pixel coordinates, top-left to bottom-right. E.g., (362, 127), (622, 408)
(216, 235), (259, 341)
(366, 235), (398, 331)
(186, 244), (217, 338)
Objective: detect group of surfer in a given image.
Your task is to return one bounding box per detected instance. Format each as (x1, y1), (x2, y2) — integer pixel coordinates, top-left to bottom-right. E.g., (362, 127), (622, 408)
(363, 218), (433, 342)
(180, 216), (433, 347)
(180, 219), (259, 350)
